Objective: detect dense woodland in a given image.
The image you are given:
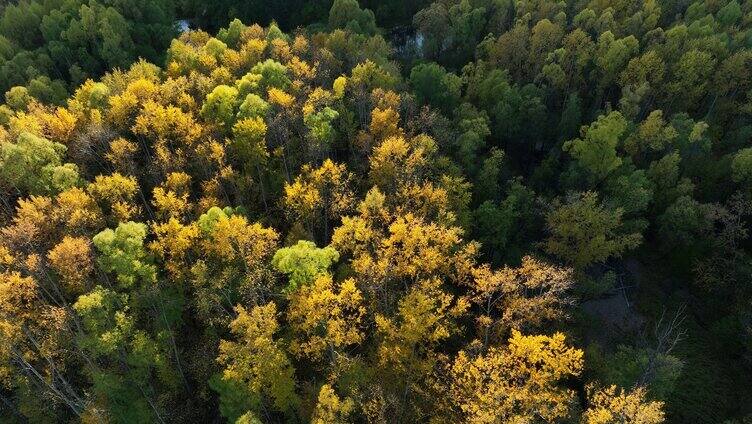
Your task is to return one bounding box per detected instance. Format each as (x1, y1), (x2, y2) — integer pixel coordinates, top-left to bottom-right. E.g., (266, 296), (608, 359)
(1, 0), (752, 422)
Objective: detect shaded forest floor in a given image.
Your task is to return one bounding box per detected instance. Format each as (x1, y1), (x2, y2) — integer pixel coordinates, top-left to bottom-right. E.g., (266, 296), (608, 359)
(633, 252), (752, 422)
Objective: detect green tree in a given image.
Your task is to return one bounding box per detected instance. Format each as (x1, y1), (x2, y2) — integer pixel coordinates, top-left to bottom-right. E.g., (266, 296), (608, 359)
(201, 85), (239, 129)
(329, 0), (378, 35)
(272, 240), (340, 291)
(92, 222), (156, 289)
(409, 62), (462, 114)
(564, 111), (628, 185)
(237, 93), (270, 120)
(667, 50), (716, 111)
(544, 192), (642, 269)
(74, 284), (173, 423)
(0, 132), (80, 195)
(716, 1), (742, 28)
(731, 148), (752, 189)
(250, 59), (290, 92)
(5, 86), (32, 110)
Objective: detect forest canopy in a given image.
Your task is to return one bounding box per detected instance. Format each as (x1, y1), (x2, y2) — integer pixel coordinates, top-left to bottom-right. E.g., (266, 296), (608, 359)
(1, 0), (752, 423)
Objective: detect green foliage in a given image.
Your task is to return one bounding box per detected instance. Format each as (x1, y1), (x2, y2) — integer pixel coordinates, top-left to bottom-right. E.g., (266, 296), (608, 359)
(265, 21), (288, 42)
(557, 94), (582, 142)
(453, 103), (491, 174)
(272, 240), (340, 291)
(236, 72), (263, 98)
(250, 59), (290, 92)
(196, 206), (236, 233)
(26, 76), (67, 104)
(329, 0), (378, 35)
(472, 179), (538, 264)
(237, 93), (269, 120)
(5, 86), (32, 111)
(731, 148), (752, 188)
(717, 1), (742, 27)
(564, 111), (628, 184)
(202, 85), (239, 129)
(74, 286), (132, 355)
(658, 196), (711, 248)
(217, 19), (247, 48)
(0, 132), (79, 195)
(605, 168), (653, 217)
(414, 0), (492, 67)
(304, 106), (340, 145)
(74, 284), (173, 423)
(93, 222), (157, 288)
(544, 192), (642, 269)
(89, 371), (153, 424)
(209, 374), (261, 422)
(410, 62), (462, 113)
(465, 66), (547, 149)
(588, 344), (683, 401)
(0, 0), (176, 96)
(235, 411), (263, 424)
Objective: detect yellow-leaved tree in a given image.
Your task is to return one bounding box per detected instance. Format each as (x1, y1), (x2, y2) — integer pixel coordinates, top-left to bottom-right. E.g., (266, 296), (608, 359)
(215, 303), (299, 421)
(287, 274), (366, 362)
(583, 385), (665, 424)
(443, 331), (583, 423)
(310, 384), (355, 424)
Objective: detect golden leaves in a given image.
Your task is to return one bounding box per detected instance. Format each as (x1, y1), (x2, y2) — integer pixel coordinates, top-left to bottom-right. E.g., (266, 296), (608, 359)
(217, 302), (299, 413)
(369, 107), (402, 141)
(311, 384), (355, 424)
(40, 107), (77, 144)
(268, 87), (295, 108)
(376, 278), (468, 373)
(283, 159), (354, 228)
(445, 331), (583, 423)
(105, 137), (139, 174)
(149, 218), (198, 281)
(87, 173), (140, 222)
(54, 187), (103, 233)
(133, 100), (203, 146)
(152, 172), (193, 220)
(368, 134), (437, 193)
(333, 206), (474, 290)
(470, 256), (574, 339)
(47, 236), (92, 295)
(287, 275), (366, 361)
(584, 385), (665, 424)
(302, 87), (333, 117)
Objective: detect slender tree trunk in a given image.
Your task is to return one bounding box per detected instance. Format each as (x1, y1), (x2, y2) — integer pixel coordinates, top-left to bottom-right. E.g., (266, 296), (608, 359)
(256, 163), (268, 212)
